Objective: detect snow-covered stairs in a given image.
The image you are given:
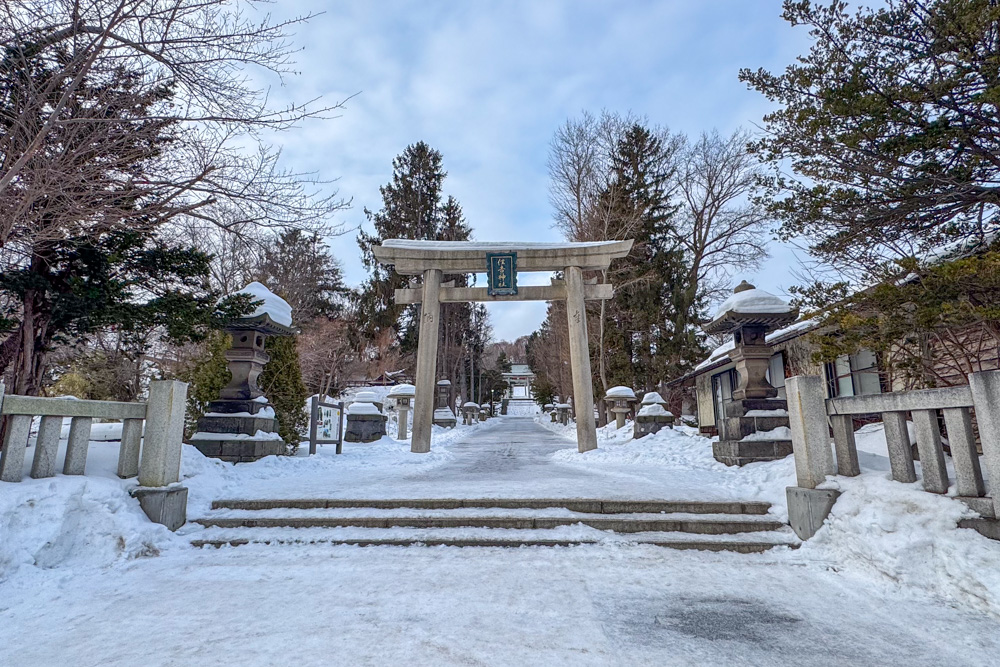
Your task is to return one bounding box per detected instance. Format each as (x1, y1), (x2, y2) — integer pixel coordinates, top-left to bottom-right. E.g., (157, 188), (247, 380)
(190, 498), (799, 553)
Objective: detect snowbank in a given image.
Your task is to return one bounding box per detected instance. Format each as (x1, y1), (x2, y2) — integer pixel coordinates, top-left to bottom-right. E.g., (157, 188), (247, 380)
(804, 474), (1000, 615)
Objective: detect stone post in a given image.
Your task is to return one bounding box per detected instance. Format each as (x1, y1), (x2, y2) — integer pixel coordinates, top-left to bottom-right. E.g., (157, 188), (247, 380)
(785, 375), (839, 540)
(411, 269), (442, 453)
(139, 380), (188, 487)
(134, 380), (190, 532)
(565, 266), (598, 453)
(786, 375), (835, 489)
(970, 370), (1000, 518)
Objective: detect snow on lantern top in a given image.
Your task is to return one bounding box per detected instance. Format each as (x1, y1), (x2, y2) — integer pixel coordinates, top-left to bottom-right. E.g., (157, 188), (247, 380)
(605, 386), (636, 400)
(387, 383), (416, 398)
(229, 282), (296, 334)
(704, 280), (798, 335)
(640, 391), (666, 405)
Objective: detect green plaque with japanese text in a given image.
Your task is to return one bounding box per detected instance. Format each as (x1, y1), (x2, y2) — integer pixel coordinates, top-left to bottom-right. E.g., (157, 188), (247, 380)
(486, 252), (517, 296)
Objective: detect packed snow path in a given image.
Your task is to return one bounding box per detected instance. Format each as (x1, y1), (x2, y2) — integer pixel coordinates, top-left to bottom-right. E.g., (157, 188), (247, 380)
(229, 415), (721, 501)
(2, 542), (998, 666)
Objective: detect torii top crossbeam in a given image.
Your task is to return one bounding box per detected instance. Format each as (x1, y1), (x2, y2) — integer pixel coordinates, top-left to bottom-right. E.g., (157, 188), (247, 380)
(372, 239), (633, 275)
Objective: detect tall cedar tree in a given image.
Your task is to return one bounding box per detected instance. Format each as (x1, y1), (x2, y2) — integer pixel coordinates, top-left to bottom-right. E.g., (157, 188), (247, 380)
(357, 142), (486, 397)
(741, 0), (1000, 387)
(256, 230), (350, 322)
(259, 335), (309, 450)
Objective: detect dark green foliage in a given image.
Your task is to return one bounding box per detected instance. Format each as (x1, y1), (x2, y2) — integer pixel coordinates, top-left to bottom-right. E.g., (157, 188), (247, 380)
(178, 331), (232, 435)
(741, 0), (1000, 274)
(355, 142), (482, 390)
(794, 243), (1000, 388)
(743, 0), (1000, 389)
(0, 229), (252, 394)
(259, 335), (309, 451)
(600, 124), (704, 390)
(256, 230), (350, 321)
(495, 351), (512, 373)
(532, 376), (556, 408)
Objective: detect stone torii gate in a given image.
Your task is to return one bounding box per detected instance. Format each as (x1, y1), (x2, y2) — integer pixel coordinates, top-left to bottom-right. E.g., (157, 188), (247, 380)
(372, 239), (633, 454)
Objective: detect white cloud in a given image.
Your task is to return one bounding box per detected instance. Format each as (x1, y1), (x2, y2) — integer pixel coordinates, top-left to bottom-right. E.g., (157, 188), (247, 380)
(247, 0), (811, 340)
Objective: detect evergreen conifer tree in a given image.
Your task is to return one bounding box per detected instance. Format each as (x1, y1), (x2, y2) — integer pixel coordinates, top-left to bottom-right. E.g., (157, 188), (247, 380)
(259, 335), (309, 451)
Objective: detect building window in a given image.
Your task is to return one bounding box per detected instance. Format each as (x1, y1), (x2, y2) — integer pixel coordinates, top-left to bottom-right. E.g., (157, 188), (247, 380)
(825, 349), (882, 398)
(766, 351), (786, 400)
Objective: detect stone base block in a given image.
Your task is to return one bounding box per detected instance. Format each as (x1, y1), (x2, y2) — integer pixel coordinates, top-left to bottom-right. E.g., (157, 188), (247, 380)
(959, 517), (1000, 541)
(207, 399), (272, 416)
(713, 438), (793, 466)
(956, 496), (996, 519)
(191, 438), (285, 462)
(345, 414), (388, 443)
(725, 398), (787, 419)
(786, 486), (840, 540)
(195, 414), (278, 436)
(633, 416), (674, 439)
(132, 485), (188, 531)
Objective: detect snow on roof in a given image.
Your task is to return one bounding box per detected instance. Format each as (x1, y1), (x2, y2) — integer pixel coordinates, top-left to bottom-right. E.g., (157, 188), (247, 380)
(505, 364), (533, 375)
(695, 318), (820, 372)
(381, 239), (626, 251)
(234, 282), (293, 327)
(605, 386), (636, 399)
(387, 383), (415, 397)
(711, 288), (793, 322)
(463, 402), (480, 408)
(354, 391), (379, 403)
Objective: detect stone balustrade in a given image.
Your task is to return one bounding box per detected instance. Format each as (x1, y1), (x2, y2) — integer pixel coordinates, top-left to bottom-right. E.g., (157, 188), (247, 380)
(0, 380), (189, 530)
(785, 370), (1000, 540)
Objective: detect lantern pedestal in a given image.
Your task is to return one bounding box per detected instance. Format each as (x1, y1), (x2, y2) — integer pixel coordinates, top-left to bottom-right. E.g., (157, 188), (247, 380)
(189, 283), (296, 463)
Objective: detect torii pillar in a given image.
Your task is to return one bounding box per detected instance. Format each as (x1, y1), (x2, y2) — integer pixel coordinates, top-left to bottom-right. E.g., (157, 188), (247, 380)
(372, 239), (633, 454)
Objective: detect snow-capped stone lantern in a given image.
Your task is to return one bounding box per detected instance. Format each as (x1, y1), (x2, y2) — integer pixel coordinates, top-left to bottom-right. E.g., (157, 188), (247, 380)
(434, 379), (457, 428)
(555, 401), (572, 425)
(704, 280), (798, 466)
(190, 282), (296, 462)
(387, 383), (415, 440)
(344, 391), (388, 443)
(462, 401), (480, 425)
(604, 386), (637, 429)
(478, 407), (488, 422)
(634, 391), (675, 439)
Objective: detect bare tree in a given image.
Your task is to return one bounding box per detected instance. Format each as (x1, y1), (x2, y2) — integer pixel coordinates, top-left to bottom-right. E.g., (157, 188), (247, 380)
(673, 128), (770, 307)
(0, 0), (350, 394)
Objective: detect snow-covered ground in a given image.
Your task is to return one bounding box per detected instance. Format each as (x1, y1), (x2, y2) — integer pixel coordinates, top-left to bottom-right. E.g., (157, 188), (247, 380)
(2, 409), (1000, 665)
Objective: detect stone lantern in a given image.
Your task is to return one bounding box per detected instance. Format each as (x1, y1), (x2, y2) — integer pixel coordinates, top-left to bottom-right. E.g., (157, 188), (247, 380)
(555, 402), (572, 425)
(604, 386), (637, 429)
(704, 280), (799, 466)
(344, 391), (388, 443)
(433, 379), (457, 428)
(462, 401), (480, 425)
(387, 383), (415, 440)
(634, 391), (675, 439)
(190, 282), (295, 463)
(478, 407), (488, 422)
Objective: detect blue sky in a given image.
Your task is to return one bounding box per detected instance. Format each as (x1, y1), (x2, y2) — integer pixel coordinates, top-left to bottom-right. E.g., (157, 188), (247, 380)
(260, 0), (812, 340)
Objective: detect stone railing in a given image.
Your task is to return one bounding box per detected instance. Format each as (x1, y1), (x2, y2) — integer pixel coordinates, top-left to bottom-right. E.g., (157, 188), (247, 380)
(784, 371), (1000, 538)
(0, 380), (189, 529)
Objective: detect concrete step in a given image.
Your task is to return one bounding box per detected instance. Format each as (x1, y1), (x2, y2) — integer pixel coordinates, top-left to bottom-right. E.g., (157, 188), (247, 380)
(194, 514), (786, 534)
(191, 536), (790, 553)
(209, 497), (772, 515)
(189, 525), (799, 553)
